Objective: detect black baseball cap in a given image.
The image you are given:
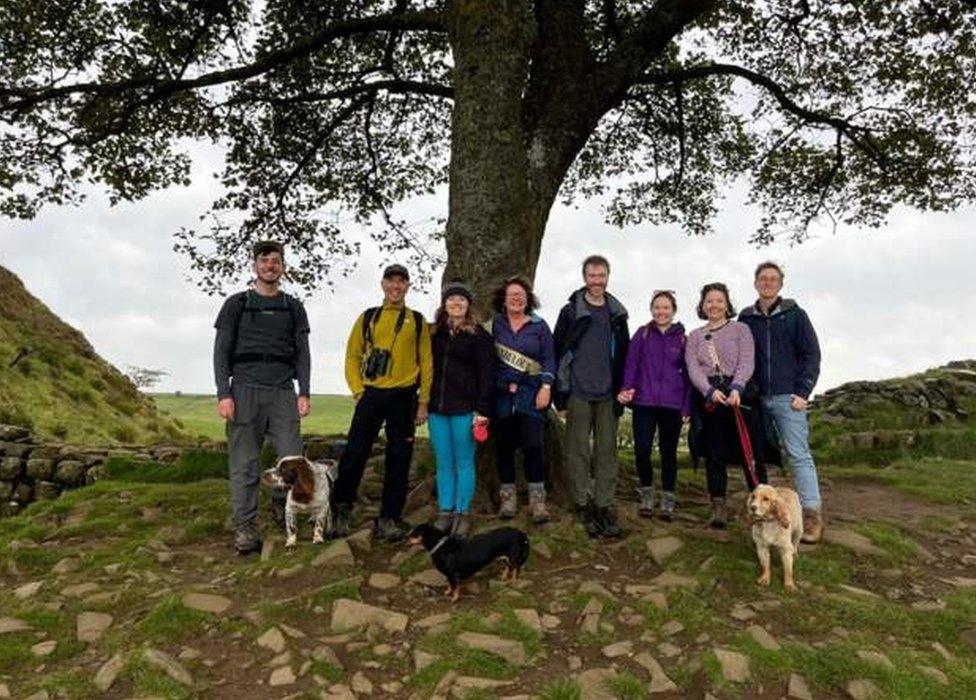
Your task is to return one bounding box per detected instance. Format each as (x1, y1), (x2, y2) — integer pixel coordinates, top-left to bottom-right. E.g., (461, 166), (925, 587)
(383, 264), (410, 280)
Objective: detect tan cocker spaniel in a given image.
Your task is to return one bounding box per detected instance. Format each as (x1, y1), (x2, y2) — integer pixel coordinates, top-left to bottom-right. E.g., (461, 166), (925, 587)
(747, 484), (803, 591)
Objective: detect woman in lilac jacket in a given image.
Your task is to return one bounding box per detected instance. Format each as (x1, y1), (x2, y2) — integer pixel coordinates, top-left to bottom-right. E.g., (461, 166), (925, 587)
(686, 282), (767, 528)
(617, 291), (692, 520)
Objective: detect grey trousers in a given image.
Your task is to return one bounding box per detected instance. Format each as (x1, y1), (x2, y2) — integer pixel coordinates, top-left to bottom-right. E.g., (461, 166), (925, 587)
(565, 396), (619, 509)
(227, 384), (303, 528)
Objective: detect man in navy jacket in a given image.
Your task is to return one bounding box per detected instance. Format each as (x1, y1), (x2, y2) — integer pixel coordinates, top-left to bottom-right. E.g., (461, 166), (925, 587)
(739, 261), (824, 543)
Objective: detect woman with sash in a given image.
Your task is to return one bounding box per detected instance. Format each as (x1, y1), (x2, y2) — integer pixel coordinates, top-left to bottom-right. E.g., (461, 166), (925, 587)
(489, 276), (557, 523)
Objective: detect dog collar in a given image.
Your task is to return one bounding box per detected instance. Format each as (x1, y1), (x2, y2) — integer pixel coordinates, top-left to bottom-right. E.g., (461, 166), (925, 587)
(430, 536), (449, 554)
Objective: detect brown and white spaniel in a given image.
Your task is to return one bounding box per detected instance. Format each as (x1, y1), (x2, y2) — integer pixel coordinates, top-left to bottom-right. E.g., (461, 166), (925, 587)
(747, 484), (803, 591)
(262, 456), (336, 547)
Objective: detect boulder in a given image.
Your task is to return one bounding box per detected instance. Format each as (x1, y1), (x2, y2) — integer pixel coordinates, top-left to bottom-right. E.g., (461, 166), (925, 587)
(456, 632), (527, 665)
(330, 599), (409, 633)
(77, 612), (113, 642)
(634, 652), (678, 694)
(143, 647), (193, 686)
(312, 540), (356, 568)
(578, 668), (617, 700)
(35, 481), (60, 500)
(25, 458), (55, 480)
(713, 648), (750, 682)
(54, 460), (86, 486)
(646, 536), (684, 565)
(0, 457), (23, 480)
(182, 592), (232, 614)
(93, 653), (125, 692)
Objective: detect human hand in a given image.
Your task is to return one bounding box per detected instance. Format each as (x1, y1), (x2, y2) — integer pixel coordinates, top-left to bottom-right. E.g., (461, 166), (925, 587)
(711, 390), (727, 405)
(535, 385), (551, 411)
(727, 390), (741, 408)
(297, 395), (311, 417)
(473, 415), (489, 426)
(617, 388), (635, 404)
(557, 410), (568, 420)
(415, 403), (429, 426)
(790, 394), (808, 411)
(508, 382), (518, 394)
(217, 397), (235, 421)
(682, 415), (691, 424)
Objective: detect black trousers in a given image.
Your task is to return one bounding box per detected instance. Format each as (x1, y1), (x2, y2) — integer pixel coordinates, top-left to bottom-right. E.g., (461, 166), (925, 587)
(334, 386), (416, 519)
(697, 395), (767, 498)
(632, 406), (683, 491)
(495, 413), (545, 484)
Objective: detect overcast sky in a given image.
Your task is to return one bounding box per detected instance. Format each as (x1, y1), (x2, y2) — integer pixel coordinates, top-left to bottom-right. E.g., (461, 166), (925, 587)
(2, 155), (974, 398)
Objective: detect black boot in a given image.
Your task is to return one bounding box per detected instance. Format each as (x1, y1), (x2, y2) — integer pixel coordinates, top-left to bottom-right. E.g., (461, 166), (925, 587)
(576, 501), (602, 539)
(374, 516), (410, 543)
(331, 503), (351, 538)
(234, 522), (262, 555)
(598, 507), (622, 539)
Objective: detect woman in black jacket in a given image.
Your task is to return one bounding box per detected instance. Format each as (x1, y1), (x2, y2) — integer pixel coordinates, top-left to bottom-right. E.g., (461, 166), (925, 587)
(428, 280), (493, 537)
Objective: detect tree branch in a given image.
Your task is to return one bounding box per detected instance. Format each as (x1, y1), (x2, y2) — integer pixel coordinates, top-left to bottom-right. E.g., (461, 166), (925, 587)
(0, 8), (446, 113)
(243, 79), (453, 107)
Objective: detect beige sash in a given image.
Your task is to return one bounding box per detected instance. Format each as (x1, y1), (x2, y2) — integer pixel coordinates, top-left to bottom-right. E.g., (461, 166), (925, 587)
(494, 342), (542, 376)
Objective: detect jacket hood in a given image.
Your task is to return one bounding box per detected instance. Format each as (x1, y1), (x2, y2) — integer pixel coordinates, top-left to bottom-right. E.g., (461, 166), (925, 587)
(740, 297), (799, 318)
(568, 287), (628, 320)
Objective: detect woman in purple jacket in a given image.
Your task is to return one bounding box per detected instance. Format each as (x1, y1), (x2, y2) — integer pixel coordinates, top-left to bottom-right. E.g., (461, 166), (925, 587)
(686, 282), (767, 528)
(618, 290), (691, 520)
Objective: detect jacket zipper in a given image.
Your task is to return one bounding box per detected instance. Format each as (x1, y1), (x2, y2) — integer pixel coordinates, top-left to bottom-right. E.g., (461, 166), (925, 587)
(766, 317), (772, 391)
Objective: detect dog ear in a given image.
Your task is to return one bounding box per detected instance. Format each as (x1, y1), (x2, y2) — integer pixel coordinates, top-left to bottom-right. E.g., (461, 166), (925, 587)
(291, 459), (315, 504)
(771, 497), (790, 529)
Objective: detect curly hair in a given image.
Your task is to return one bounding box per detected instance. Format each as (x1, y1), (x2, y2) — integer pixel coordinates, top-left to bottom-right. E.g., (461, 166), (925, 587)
(490, 276), (540, 314)
(696, 282), (736, 320)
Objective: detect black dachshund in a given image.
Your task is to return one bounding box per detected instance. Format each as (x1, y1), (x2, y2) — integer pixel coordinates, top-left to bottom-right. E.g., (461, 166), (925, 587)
(408, 523), (530, 602)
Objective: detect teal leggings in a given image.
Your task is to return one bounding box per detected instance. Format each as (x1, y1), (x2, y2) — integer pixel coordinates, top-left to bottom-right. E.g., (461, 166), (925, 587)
(428, 412), (476, 513)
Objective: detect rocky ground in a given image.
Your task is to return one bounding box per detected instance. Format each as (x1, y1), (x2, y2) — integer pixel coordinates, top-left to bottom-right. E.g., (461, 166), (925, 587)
(0, 462), (974, 700)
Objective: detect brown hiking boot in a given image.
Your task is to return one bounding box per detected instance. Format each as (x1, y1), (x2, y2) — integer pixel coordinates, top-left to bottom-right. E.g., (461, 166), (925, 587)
(498, 483), (517, 519)
(528, 482), (550, 524)
(801, 508), (823, 544)
(709, 497), (727, 529)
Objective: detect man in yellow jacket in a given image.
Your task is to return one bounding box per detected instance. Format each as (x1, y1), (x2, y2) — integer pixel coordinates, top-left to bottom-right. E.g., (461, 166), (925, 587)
(332, 264), (433, 542)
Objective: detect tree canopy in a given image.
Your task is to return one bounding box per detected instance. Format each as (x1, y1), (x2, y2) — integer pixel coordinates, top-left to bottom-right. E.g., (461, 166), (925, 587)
(2, 1), (974, 294)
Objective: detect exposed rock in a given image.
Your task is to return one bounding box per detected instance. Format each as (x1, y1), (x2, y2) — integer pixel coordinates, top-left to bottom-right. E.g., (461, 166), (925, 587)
(839, 584), (879, 598)
(260, 539), (274, 561)
(368, 573), (401, 589)
(634, 652), (678, 694)
(578, 667), (617, 700)
(646, 536), (683, 565)
(513, 608), (542, 633)
(657, 642), (681, 658)
(416, 612), (451, 628)
(51, 557), (81, 574)
(94, 653), (125, 692)
(13, 580), (42, 600)
(414, 649), (439, 671)
(650, 572), (698, 590)
(268, 665), (296, 686)
(581, 597), (605, 616)
(76, 611), (113, 642)
(730, 604), (757, 621)
(256, 626), (287, 654)
(601, 640), (632, 658)
(541, 614), (561, 630)
(456, 632), (526, 665)
(823, 529), (889, 557)
(347, 528), (373, 553)
(931, 641), (954, 662)
(410, 568), (448, 588)
(312, 645), (343, 668)
(278, 622), (306, 639)
(578, 580), (618, 601)
(322, 683), (357, 700)
(351, 671), (374, 694)
(747, 625), (781, 651)
(312, 540), (356, 567)
(182, 592), (232, 614)
(143, 647), (193, 686)
(713, 648), (750, 682)
(451, 676), (514, 697)
(846, 679), (881, 700)
(31, 640), (57, 657)
(856, 650), (893, 670)
(788, 673), (813, 700)
(918, 666), (949, 685)
(0, 683), (8, 699)
(660, 620), (684, 637)
(0, 617), (31, 634)
(331, 599), (409, 633)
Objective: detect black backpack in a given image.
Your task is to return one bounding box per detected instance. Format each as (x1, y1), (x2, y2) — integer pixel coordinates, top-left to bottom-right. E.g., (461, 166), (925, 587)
(228, 290), (299, 364)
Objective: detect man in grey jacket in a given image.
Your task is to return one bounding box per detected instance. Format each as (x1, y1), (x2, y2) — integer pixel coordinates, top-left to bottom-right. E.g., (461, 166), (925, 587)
(213, 241), (311, 554)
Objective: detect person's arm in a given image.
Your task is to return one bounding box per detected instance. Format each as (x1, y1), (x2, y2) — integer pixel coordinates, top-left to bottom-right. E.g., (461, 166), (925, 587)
(680, 336), (693, 417)
(794, 309), (821, 399)
(417, 317), (434, 405)
(685, 332), (713, 398)
(293, 301), (311, 398)
(552, 304), (572, 360)
(621, 328), (642, 391)
(730, 323), (755, 394)
(213, 297), (237, 399)
(538, 320), (557, 386)
(344, 313), (367, 399)
(475, 329), (495, 419)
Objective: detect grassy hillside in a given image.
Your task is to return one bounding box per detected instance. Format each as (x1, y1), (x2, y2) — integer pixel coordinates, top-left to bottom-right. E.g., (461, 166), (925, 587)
(151, 394), (356, 440)
(0, 265), (186, 445)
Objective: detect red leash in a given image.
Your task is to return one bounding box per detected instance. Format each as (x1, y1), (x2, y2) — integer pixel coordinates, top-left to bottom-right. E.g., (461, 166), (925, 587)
(733, 404), (760, 489)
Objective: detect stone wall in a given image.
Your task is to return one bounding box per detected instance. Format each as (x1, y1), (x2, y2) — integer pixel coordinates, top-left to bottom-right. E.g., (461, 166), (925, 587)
(0, 424), (214, 517)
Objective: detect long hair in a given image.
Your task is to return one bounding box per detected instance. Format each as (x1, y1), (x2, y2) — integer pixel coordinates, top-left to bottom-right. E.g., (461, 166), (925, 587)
(434, 303), (481, 334)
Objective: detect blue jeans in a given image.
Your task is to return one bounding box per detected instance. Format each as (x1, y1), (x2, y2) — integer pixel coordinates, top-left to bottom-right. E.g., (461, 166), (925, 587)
(761, 394), (822, 510)
(429, 413), (477, 513)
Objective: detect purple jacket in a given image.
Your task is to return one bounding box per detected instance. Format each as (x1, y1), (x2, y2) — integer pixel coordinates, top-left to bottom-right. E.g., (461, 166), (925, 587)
(621, 322), (692, 416)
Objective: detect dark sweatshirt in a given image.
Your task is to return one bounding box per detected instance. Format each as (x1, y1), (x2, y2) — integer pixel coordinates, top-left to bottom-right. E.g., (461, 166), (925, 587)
(738, 297), (821, 399)
(428, 322), (494, 417)
(213, 290), (311, 398)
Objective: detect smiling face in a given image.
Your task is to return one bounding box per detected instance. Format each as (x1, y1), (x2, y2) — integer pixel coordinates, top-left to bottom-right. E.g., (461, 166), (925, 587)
(253, 251), (284, 285)
(755, 267), (784, 302)
(504, 283), (528, 315)
(381, 274), (409, 305)
(444, 294), (469, 320)
(651, 295), (676, 326)
(703, 289), (729, 322)
(583, 262), (609, 299)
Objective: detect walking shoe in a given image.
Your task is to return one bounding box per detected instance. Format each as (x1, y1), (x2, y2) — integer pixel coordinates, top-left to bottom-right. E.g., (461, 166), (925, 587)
(528, 482), (550, 524)
(636, 486), (654, 518)
(452, 513), (472, 539)
(709, 496), (727, 529)
(498, 483), (517, 519)
(576, 502), (602, 538)
(234, 522), (262, 555)
(374, 517), (410, 543)
(331, 502), (351, 538)
(598, 507), (622, 538)
(433, 510), (454, 533)
(660, 491), (676, 522)
(801, 508), (824, 544)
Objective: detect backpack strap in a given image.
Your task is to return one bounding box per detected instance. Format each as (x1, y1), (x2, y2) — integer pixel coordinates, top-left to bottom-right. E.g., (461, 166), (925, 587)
(413, 310), (424, 366)
(361, 307), (380, 348)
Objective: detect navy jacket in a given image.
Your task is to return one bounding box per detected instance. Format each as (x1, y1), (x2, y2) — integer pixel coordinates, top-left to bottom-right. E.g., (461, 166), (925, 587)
(491, 313), (557, 419)
(553, 289), (630, 413)
(738, 298), (821, 399)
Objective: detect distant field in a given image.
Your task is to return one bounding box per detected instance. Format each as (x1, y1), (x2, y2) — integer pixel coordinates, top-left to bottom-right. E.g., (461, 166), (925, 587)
(150, 393), (355, 441)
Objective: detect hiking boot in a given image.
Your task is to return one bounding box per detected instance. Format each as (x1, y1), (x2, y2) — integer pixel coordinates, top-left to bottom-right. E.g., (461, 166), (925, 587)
(433, 510), (454, 534)
(528, 482), (550, 524)
(498, 483), (517, 519)
(576, 502), (602, 538)
(452, 513), (472, 539)
(234, 522), (262, 555)
(374, 517), (410, 543)
(709, 497), (727, 529)
(637, 486), (654, 518)
(660, 491), (676, 522)
(801, 508), (824, 544)
(598, 507), (622, 539)
(331, 503), (351, 539)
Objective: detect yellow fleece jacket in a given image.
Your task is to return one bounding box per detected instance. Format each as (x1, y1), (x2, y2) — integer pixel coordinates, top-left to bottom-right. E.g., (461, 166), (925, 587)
(344, 302), (433, 402)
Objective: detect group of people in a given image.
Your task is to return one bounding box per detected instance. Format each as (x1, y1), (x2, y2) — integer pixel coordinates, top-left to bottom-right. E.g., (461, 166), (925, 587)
(214, 243), (824, 556)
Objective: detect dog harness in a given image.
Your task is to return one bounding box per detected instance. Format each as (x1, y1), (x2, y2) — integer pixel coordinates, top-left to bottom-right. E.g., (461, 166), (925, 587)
(430, 535), (450, 555)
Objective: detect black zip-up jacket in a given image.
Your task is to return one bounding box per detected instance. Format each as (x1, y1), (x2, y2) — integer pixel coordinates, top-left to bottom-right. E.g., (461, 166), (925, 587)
(428, 322), (494, 417)
(553, 288), (630, 414)
(738, 297), (821, 399)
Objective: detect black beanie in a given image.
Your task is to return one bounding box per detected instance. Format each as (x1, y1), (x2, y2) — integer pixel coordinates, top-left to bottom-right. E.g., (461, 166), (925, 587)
(441, 280), (473, 303)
